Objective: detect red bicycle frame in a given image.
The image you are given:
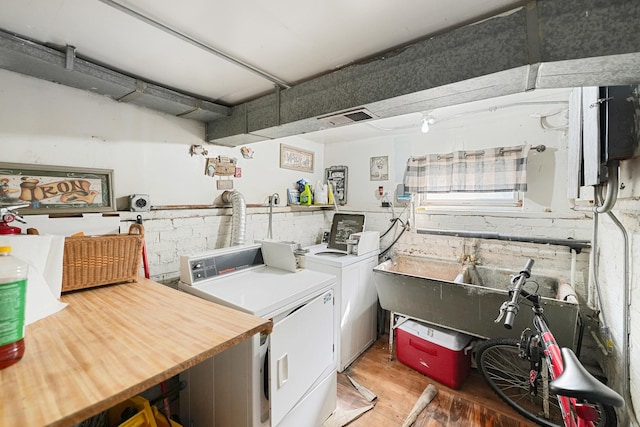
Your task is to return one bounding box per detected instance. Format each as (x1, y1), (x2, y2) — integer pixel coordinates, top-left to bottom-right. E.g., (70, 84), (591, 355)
(535, 313), (598, 427)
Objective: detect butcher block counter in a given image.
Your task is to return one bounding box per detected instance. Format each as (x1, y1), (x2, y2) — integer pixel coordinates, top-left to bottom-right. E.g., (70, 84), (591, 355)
(0, 277), (273, 427)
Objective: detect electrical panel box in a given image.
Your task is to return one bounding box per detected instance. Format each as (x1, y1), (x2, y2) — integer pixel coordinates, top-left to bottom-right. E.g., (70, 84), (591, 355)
(599, 85), (639, 164)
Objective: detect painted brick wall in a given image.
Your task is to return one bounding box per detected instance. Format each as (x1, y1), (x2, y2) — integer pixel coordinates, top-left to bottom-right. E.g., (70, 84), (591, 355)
(361, 210), (594, 299)
(592, 196), (639, 425)
(119, 207), (332, 284)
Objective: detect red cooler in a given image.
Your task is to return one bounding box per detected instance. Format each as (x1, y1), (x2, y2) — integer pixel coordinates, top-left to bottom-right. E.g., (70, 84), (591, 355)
(396, 319), (472, 389)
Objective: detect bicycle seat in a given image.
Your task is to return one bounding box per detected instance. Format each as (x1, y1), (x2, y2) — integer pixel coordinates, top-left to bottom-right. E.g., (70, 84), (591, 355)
(550, 348), (625, 407)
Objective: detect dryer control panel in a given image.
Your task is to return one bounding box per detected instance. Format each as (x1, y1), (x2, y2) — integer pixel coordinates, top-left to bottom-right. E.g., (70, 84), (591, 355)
(179, 244), (264, 285)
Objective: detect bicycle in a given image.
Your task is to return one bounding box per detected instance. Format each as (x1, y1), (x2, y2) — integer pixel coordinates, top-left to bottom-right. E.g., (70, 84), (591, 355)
(475, 259), (625, 426)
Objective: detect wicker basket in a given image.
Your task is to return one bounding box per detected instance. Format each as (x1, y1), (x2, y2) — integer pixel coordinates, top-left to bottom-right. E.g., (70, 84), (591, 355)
(61, 223), (145, 292)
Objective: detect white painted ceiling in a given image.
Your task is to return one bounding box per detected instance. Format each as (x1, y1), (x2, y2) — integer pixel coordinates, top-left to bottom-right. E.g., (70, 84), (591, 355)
(0, 0), (525, 106)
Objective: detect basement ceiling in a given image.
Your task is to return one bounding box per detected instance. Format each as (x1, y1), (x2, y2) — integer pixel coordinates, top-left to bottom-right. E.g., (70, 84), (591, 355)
(1, 1), (640, 145)
(0, 0), (524, 104)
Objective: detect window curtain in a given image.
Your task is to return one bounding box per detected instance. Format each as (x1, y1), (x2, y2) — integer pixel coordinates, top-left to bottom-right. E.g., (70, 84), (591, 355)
(404, 144), (530, 193)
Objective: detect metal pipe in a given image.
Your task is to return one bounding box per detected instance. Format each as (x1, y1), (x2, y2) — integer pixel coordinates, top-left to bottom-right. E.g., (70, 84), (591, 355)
(594, 162), (619, 214)
(592, 186), (612, 352)
(569, 162), (619, 214)
(590, 162), (638, 424)
(416, 228), (590, 252)
(605, 208), (638, 426)
(267, 193), (279, 239)
(98, 0), (291, 90)
(222, 190), (246, 246)
(588, 209), (599, 309)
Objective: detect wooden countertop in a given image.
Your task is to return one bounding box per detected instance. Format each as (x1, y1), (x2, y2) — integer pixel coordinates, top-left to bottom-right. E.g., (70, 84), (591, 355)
(0, 278), (272, 427)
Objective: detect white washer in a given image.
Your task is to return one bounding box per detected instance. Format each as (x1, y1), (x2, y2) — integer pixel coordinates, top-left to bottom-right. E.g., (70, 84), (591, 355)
(303, 244), (380, 372)
(178, 245), (337, 427)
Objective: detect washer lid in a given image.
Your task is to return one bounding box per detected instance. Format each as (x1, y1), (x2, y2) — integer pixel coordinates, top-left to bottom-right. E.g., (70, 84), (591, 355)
(304, 244), (379, 268)
(179, 266), (335, 317)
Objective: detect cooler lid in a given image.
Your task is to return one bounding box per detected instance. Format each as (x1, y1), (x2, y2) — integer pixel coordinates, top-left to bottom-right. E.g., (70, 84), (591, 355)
(397, 319), (472, 351)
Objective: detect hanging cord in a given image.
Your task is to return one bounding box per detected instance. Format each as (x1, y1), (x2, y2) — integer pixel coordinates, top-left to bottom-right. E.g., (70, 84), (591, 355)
(378, 193), (412, 258)
(379, 221), (409, 258)
(379, 205), (411, 258)
(380, 217), (404, 238)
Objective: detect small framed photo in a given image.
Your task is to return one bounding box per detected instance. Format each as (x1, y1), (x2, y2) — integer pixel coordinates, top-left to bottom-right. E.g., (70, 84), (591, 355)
(370, 156), (389, 181)
(0, 162), (115, 214)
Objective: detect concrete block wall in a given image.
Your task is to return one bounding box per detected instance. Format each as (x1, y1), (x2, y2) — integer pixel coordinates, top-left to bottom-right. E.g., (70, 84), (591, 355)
(119, 207), (332, 285)
(415, 211), (594, 240)
(390, 227), (590, 296)
(359, 209), (593, 299)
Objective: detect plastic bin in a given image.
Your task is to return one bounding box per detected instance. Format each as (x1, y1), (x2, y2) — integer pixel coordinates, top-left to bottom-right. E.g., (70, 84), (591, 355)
(108, 396), (156, 427)
(108, 395), (182, 427)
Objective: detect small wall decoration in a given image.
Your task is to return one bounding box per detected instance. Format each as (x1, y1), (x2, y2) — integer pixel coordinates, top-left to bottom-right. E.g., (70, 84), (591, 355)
(205, 156), (237, 177)
(0, 162), (114, 214)
(240, 146), (254, 159)
(370, 156), (389, 181)
(280, 144), (314, 172)
(325, 165), (348, 205)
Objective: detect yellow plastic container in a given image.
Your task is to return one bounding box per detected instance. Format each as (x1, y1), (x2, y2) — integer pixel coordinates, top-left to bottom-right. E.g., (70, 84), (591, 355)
(152, 406), (182, 427)
(108, 396), (156, 427)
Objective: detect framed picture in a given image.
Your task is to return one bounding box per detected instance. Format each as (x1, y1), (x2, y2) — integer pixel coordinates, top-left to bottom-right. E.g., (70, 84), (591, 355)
(0, 162), (115, 214)
(325, 165), (348, 205)
(370, 156), (389, 181)
(280, 144), (314, 172)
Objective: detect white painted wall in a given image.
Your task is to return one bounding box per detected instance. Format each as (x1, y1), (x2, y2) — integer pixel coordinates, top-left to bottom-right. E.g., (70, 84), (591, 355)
(0, 69), (326, 208)
(323, 89), (576, 213)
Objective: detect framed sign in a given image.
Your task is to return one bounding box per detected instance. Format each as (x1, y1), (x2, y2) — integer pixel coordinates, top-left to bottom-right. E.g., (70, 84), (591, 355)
(280, 144), (314, 172)
(325, 165), (348, 205)
(0, 162), (115, 214)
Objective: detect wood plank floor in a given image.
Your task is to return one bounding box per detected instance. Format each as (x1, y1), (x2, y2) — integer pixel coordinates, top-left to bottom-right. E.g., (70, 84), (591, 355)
(335, 335), (538, 426)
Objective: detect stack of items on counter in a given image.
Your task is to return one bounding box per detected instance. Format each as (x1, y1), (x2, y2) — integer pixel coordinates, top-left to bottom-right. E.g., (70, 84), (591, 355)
(287, 179), (335, 206)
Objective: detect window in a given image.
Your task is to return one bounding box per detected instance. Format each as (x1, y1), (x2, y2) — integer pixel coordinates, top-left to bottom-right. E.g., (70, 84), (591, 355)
(417, 190), (523, 210)
(405, 144), (530, 211)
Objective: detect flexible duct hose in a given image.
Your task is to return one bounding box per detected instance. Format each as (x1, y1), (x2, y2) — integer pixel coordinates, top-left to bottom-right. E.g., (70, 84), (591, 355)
(222, 190), (246, 246)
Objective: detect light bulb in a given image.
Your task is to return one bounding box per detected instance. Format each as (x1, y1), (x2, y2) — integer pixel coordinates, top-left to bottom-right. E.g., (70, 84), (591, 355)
(421, 118), (429, 133)
(421, 115), (435, 133)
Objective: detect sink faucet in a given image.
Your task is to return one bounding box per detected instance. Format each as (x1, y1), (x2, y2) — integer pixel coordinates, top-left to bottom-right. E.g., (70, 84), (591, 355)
(460, 254), (477, 265)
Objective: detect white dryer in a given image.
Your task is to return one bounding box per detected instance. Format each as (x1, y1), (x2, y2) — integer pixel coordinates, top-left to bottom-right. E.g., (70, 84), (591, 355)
(178, 244), (337, 427)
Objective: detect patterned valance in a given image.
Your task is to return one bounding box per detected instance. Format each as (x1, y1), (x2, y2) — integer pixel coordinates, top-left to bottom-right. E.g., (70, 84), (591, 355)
(404, 144), (530, 193)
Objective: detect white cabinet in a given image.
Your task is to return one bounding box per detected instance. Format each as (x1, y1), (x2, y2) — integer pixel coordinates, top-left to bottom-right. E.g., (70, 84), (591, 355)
(304, 246), (379, 372)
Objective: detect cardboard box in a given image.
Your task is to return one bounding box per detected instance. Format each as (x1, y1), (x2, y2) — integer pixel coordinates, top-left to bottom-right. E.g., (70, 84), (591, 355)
(396, 319), (472, 389)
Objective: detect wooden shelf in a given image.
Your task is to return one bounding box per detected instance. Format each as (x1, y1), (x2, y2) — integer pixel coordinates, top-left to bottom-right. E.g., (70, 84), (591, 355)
(288, 204), (335, 210)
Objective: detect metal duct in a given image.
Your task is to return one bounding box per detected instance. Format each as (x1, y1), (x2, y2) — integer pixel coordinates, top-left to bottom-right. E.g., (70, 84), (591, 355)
(0, 29), (230, 122)
(222, 190), (246, 246)
(206, 0), (640, 146)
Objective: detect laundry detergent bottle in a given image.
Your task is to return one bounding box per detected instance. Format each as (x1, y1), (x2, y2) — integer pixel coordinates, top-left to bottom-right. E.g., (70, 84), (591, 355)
(0, 246), (28, 369)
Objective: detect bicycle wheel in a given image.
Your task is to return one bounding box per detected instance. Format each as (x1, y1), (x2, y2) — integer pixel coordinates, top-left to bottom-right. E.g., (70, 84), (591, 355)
(475, 338), (617, 427)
